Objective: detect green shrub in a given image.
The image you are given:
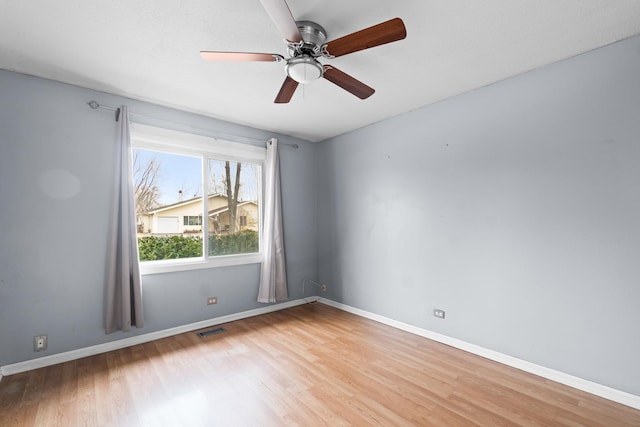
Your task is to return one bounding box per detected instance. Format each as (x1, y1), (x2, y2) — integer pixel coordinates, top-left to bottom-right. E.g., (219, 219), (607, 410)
(138, 235), (202, 261)
(208, 229), (259, 256)
(137, 230), (259, 261)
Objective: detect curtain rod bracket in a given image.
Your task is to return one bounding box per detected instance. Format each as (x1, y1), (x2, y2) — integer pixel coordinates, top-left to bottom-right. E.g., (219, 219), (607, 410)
(268, 140), (299, 149)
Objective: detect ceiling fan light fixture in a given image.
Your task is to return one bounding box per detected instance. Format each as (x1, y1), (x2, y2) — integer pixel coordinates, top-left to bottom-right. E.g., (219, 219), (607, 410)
(285, 56), (323, 84)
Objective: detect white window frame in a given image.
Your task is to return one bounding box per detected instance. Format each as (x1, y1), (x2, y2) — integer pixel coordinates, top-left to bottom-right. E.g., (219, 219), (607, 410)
(131, 123), (265, 275)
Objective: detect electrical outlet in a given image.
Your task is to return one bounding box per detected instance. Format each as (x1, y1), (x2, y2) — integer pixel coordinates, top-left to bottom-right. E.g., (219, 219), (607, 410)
(34, 335), (47, 352)
(321, 284), (327, 292)
(207, 297), (218, 305)
(433, 309), (445, 319)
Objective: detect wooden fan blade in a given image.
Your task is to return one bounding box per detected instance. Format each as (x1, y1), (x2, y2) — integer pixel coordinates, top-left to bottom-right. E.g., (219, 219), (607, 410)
(323, 65), (375, 99)
(259, 0), (303, 43)
(324, 18), (406, 58)
(274, 76), (299, 103)
(200, 51), (284, 62)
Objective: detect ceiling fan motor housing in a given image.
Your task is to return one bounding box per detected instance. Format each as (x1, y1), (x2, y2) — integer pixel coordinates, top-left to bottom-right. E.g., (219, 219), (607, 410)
(284, 21), (327, 84)
(289, 21), (327, 56)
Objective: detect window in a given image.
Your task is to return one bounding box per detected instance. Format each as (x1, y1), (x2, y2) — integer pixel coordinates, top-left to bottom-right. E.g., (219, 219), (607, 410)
(131, 124), (265, 273)
(184, 216), (203, 226)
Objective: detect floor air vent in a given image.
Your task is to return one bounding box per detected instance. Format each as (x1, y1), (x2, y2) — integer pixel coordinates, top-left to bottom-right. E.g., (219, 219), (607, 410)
(197, 327), (226, 338)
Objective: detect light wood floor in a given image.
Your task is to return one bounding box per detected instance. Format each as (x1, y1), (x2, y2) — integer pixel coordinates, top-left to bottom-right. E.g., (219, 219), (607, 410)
(1, 303), (639, 426)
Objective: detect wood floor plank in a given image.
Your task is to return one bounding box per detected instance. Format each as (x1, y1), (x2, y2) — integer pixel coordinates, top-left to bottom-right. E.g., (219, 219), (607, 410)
(1, 303), (639, 426)
(76, 362), (97, 427)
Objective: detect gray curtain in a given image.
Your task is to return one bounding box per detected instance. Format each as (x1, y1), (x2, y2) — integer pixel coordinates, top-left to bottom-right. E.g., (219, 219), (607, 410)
(105, 106), (144, 333)
(258, 138), (288, 302)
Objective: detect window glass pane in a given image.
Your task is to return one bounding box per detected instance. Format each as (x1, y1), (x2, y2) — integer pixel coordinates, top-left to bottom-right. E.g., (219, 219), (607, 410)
(133, 149), (203, 261)
(183, 216), (202, 226)
(207, 159), (260, 256)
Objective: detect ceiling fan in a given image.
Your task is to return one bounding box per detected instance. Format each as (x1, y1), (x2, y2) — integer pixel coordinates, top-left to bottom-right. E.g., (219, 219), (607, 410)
(200, 0), (407, 103)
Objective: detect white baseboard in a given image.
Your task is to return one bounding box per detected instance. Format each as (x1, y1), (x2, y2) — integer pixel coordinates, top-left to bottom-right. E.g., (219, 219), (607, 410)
(302, 296), (320, 304)
(317, 297), (640, 411)
(0, 299), (309, 378)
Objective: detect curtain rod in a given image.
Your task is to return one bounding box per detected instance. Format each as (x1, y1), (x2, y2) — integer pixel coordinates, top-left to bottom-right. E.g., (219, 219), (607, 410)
(86, 100), (299, 149)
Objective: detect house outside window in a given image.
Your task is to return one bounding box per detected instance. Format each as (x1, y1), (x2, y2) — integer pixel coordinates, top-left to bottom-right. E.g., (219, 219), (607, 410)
(131, 124), (265, 273)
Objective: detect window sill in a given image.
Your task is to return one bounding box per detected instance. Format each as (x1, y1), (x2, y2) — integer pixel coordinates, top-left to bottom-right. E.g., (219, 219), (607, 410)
(139, 253), (263, 275)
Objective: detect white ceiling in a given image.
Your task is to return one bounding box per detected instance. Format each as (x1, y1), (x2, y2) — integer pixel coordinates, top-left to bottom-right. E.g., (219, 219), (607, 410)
(2, 1), (640, 142)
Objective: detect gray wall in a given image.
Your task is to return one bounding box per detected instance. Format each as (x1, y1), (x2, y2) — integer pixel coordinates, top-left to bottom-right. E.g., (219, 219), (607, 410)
(317, 35), (640, 396)
(0, 70), (317, 365)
